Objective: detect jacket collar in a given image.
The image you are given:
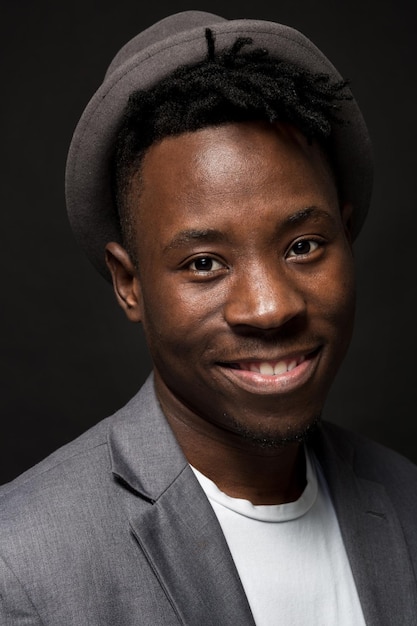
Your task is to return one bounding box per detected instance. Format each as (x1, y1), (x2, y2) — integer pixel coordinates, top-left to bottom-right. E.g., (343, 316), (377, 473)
(108, 375), (187, 502)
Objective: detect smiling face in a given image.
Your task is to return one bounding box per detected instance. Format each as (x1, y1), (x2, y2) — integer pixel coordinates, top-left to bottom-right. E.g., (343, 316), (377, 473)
(107, 121), (355, 451)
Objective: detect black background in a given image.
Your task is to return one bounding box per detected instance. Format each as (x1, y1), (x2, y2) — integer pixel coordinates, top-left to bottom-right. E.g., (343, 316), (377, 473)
(1, 0), (416, 484)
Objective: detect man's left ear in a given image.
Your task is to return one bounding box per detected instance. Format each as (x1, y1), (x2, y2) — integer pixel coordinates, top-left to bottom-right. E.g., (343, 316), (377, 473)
(341, 202), (354, 247)
(105, 242), (143, 323)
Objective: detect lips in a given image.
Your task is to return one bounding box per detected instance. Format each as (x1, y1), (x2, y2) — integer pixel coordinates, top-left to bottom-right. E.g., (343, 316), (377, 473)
(217, 348), (321, 395)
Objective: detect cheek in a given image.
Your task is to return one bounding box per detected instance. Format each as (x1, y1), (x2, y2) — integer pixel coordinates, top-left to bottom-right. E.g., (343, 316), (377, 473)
(139, 281), (213, 358)
(313, 250), (356, 330)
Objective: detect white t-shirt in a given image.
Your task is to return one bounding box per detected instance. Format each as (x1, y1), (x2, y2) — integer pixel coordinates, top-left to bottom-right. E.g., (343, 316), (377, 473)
(191, 449), (366, 626)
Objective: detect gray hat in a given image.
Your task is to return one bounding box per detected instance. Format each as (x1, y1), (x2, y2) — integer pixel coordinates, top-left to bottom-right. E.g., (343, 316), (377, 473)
(65, 10), (373, 281)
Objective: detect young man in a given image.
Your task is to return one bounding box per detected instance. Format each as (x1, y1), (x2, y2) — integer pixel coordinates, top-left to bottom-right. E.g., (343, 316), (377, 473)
(1, 11), (416, 625)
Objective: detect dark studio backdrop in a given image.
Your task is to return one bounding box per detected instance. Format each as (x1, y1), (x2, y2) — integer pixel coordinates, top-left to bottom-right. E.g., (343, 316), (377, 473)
(0, 0), (416, 484)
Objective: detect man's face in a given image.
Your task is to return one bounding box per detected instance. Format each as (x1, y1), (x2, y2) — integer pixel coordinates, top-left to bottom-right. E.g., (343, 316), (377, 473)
(114, 121), (355, 448)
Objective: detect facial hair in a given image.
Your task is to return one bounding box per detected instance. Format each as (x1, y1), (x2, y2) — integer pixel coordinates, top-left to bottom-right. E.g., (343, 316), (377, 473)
(227, 412), (322, 450)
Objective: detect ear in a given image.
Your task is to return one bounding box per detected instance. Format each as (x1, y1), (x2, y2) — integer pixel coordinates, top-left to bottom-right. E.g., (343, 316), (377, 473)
(105, 242), (143, 323)
(341, 202), (354, 247)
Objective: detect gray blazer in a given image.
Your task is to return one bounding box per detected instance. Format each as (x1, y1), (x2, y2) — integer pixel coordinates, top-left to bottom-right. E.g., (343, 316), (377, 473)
(1, 376), (417, 625)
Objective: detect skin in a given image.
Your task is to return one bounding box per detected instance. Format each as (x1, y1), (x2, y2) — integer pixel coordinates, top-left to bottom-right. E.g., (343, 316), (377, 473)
(106, 121), (355, 505)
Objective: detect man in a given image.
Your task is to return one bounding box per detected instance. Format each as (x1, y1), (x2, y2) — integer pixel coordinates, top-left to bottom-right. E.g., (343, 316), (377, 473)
(1, 10), (416, 625)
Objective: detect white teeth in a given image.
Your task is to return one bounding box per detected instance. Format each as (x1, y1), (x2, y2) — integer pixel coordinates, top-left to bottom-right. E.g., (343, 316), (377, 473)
(273, 361), (287, 375)
(287, 360), (298, 372)
(259, 362), (274, 375)
(243, 356), (305, 375)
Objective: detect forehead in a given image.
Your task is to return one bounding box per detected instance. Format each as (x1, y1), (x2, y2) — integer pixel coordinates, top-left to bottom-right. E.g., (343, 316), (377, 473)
(129, 121), (339, 236)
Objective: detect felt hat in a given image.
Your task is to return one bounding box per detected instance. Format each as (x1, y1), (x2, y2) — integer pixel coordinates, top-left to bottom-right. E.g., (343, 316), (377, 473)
(65, 10), (373, 281)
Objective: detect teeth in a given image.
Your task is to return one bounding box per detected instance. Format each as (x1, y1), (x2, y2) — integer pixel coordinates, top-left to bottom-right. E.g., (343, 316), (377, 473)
(287, 360), (298, 372)
(259, 362), (274, 375)
(273, 361), (287, 375)
(244, 357), (304, 375)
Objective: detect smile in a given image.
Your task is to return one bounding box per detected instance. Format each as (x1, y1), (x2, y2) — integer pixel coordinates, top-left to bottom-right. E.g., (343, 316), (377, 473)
(217, 349), (320, 395)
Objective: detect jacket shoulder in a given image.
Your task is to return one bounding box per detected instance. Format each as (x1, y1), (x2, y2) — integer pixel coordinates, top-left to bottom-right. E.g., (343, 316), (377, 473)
(321, 421), (417, 496)
(0, 414), (112, 501)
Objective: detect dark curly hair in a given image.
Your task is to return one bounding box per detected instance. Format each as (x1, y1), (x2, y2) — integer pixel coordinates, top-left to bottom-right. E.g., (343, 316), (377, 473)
(113, 29), (349, 259)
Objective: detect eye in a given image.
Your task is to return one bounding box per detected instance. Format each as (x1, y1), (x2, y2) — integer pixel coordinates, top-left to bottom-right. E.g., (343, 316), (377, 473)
(188, 257), (225, 272)
(287, 239), (320, 258)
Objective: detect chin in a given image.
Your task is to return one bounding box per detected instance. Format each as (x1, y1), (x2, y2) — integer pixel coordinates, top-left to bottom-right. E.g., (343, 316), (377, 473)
(229, 412), (322, 450)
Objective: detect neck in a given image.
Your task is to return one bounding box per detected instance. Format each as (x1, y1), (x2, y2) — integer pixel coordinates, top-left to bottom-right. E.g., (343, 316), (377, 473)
(189, 434), (306, 505)
(158, 391), (307, 505)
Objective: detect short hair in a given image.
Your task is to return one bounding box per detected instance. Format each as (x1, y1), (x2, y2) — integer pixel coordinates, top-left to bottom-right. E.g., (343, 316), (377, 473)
(112, 29), (349, 261)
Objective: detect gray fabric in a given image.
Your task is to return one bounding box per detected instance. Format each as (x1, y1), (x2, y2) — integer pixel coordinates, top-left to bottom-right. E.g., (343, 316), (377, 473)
(65, 10), (373, 281)
(1, 377), (416, 625)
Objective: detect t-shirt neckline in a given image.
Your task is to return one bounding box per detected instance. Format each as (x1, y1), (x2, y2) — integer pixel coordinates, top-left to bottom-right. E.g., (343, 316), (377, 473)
(191, 447), (318, 523)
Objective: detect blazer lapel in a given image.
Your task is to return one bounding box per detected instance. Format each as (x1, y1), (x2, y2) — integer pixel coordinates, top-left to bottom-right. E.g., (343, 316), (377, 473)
(315, 424), (417, 626)
(129, 466), (255, 625)
(108, 376), (255, 625)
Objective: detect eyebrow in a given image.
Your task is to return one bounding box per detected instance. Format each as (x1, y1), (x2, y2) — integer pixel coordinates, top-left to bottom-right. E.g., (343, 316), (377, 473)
(286, 206), (335, 225)
(164, 229), (229, 252)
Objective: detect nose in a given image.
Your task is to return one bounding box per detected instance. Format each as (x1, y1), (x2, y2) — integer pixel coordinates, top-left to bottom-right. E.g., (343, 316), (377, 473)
(223, 261), (306, 331)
